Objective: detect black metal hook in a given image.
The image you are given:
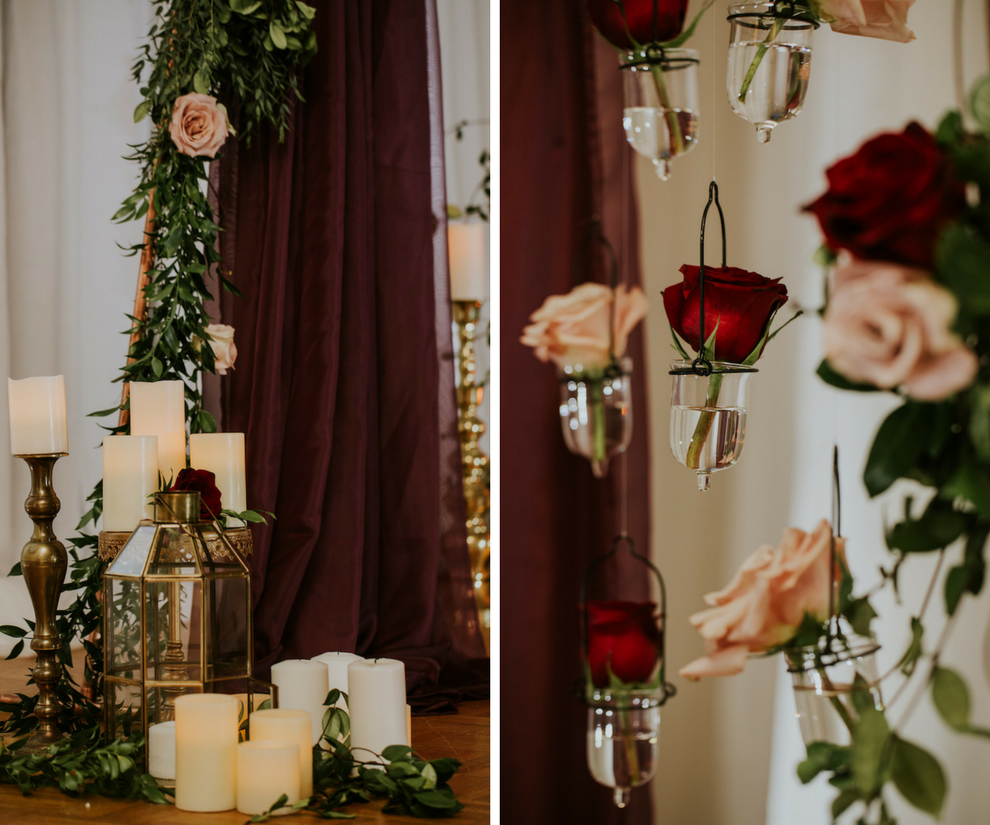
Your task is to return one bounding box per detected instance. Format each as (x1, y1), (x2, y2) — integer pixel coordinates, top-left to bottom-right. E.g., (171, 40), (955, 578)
(828, 445), (842, 638)
(693, 180), (727, 375)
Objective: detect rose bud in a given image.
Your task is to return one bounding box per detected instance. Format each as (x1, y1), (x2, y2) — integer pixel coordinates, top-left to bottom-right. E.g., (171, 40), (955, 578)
(169, 468), (223, 521)
(586, 600), (662, 687)
(587, 0), (690, 50)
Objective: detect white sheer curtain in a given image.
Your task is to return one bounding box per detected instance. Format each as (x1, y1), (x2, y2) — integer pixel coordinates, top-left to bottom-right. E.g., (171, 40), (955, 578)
(640, 2), (990, 823)
(0, 0), (151, 653)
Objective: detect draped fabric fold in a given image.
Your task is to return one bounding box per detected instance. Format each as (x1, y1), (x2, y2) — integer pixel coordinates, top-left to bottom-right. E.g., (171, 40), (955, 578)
(213, 0), (487, 710)
(502, 2), (652, 823)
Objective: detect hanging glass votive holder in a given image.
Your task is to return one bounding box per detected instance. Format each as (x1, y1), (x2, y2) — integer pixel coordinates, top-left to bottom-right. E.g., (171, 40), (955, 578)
(558, 358), (633, 479)
(726, 2), (816, 144)
(785, 635), (883, 746)
(621, 47), (700, 180)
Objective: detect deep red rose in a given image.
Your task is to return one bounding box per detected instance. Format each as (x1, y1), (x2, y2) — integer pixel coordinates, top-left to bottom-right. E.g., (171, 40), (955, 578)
(169, 468), (222, 521)
(662, 265), (788, 364)
(587, 0), (689, 50)
(804, 122), (965, 268)
(586, 600), (662, 687)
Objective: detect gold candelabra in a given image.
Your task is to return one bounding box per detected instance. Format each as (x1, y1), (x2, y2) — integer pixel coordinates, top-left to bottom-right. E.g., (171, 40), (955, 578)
(16, 453), (69, 751)
(452, 301), (490, 631)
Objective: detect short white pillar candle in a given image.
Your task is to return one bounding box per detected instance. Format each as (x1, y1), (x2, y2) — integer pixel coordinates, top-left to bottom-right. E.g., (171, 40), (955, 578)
(189, 432), (246, 520)
(102, 435), (158, 531)
(147, 721), (176, 782)
(249, 708), (313, 797)
(311, 652), (363, 709)
(271, 659), (329, 746)
(7, 375), (68, 456)
(129, 380), (186, 480)
(236, 740), (301, 816)
(175, 693), (239, 812)
(347, 658), (409, 763)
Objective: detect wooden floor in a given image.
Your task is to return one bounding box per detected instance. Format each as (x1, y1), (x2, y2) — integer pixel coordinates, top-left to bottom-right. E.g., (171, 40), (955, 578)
(0, 656), (489, 824)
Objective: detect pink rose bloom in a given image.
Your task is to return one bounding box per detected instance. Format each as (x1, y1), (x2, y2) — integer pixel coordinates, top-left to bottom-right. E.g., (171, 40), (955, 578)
(206, 324), (237, 375)
(821, 0), (916, 43)
(679, 520), (844, 681)
(520, 283), (649, 371)
(823, 261), (977, 401)
(168, 93), (229, 158)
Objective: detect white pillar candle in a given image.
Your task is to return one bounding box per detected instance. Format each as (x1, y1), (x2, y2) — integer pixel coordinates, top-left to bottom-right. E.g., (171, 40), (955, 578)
(7, 375), (68, 456)
(347, 658), (409, 763)
(129, 380), (186, 480)
(236, 741), (301, 816)
(271, 659), (329, 747)
(249, 708), (313, 797)
(175, 693), (239, 812)
(102, 435), (158, 531)
(448, 222), (486, 301)
(189, 432), (247, 516)
(407, 704), (412, 747)
(148, 721), (176, 782)
(311, 652), (363, 709)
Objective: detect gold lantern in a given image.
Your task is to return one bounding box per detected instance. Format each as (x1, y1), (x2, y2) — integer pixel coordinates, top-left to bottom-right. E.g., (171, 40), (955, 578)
(103, 490), (270, 766)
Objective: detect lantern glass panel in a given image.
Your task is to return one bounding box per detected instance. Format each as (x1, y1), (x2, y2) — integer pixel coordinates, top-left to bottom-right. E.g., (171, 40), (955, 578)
(147, 527), (201, 576)
(144, 579), (202, 683)
(107, 577), (142, 678)
(106, 680), (144, 742)
(204, 575), (250, 681)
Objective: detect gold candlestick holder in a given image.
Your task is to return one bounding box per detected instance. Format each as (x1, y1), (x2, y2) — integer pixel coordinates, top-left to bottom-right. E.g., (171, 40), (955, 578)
(452, 300), (490, 632)
(16, 453), (69, 752)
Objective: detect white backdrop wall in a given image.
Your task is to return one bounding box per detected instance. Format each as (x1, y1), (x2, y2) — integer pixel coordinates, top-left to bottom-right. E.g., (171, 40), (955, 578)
(637, 2), (990, 823)
(0, 1), (151, 651)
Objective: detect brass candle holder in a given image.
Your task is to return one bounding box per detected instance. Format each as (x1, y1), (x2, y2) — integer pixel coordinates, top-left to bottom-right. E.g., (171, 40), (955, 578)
(452, 300), (490, 630)
(16, 452), (69, 752)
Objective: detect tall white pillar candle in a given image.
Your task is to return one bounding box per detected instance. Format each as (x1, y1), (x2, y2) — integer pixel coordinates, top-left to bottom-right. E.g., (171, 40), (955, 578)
(102, 435), (158, 531)
(271, 659), (329, 746)
(129, 380), (186, 480)
(448, 222), (486, 301)
(249, 708), (313, 797)
(189, 432), (246, 515)
(148, 721), (176, 782)
(236, 741), (301, 816)
(347, 658), (409, 762)
(175, 693), (239, 812)
(7, 376), (68, 455)
(311, 652), (363, 709)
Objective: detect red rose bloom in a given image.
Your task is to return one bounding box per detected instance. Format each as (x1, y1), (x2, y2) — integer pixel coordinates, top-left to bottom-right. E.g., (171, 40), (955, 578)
(804, 122), (965, 268)
(169, 468), (223, 521)
(663, 265), (788, 364)
(587, 600), (662, 687)
(587, 0), (689, 50)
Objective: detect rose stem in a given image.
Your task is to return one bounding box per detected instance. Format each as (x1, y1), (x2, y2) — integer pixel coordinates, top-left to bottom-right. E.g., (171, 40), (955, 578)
(648, 64), (685, 156)
(737, 17), (785, 102)
(685, 373), (723, 470)
(591, 379), (607, 466)
(619, 704), (639, 789)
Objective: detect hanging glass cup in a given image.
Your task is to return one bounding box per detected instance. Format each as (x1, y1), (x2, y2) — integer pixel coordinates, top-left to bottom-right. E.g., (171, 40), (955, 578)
(622, 47), (700, 180)
(559, 358), (634, 479)
(726, 3), (816, 144)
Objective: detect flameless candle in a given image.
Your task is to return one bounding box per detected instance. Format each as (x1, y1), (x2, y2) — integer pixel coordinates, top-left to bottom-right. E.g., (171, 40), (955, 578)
(347, 658), (409, 762)
(407, 704), (412, 746)
(271, 659), (329, 746)
(7, 376), (68, 456)
(175, 693), (239, 812)
(129, 380), (186, 479)
(311, 652), (363, 709)
(236, 741), (301, 816)
(102, 435), (158, 531)
(249, 708), (313, 797)
(148, 721), (176, 782)
(448, 222), (486, 301)
(189, 433), (246, 520)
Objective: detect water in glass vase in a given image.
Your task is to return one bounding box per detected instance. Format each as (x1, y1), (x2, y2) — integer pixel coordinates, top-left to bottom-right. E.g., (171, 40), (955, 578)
(623, 107), (698, 180)
(586, 728), (658, 808)
(669, 406), (747, 491)
(728, 42), (811, 143)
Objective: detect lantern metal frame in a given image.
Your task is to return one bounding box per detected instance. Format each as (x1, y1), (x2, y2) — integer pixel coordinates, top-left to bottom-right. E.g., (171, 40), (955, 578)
(726, 1), (821, 29)
(103, 490), (275, 772)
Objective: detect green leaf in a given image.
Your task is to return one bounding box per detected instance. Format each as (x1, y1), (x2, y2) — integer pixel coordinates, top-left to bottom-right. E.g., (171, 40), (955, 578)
(844, 597), (877, 638)
(0, 625), (28, 638)
(890, 736), (946, 817)
(817, 359), (879, 393)
(851, 705), (890, 796)
(270, 22), (288, 49)
(133, 100), (151, 123)
(937, 223), (990, 315)
(412, 788), (460, 810)
(230, 0), (263, 13)
(936, 109), (965, 145)
(864, 403), (933, 497)
(931, 665), (969, 731)
(831, 789), (859, 819)
(296, 1), (317, 19)
(898, 617), (924, 677)
(970, 75), (990, 133)
(886, 499), (969, 554)
(193, 69), (210, 96)
(4, 640), (24, 660)
(381, 745), (413, 762)
(944, 565), (969, 615)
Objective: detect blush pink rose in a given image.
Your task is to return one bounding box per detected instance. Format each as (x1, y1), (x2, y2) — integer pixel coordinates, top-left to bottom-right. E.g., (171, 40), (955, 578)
(520, 283), (649, 371)
(821, 0), (916, 43)
(168, 93), (229, 158)
(823, 261), (977, 401)
(205, 324), (237, 375)
(679, 520), (844, 681)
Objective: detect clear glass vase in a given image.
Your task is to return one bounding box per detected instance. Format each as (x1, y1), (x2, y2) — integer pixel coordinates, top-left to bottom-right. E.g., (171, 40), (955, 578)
(559, 359), (633, 479)
(726, 3), (815, 144)
(669, 361), (755, 491)
(622, 49), (700, 180)
(586, 687), (662, 809)
(785, 636), (883, 746)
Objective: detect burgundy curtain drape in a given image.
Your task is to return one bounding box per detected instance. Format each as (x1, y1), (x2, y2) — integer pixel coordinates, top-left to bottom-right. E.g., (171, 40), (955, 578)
(213, 0), (488, 711)
(502, 2), (653, 823)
